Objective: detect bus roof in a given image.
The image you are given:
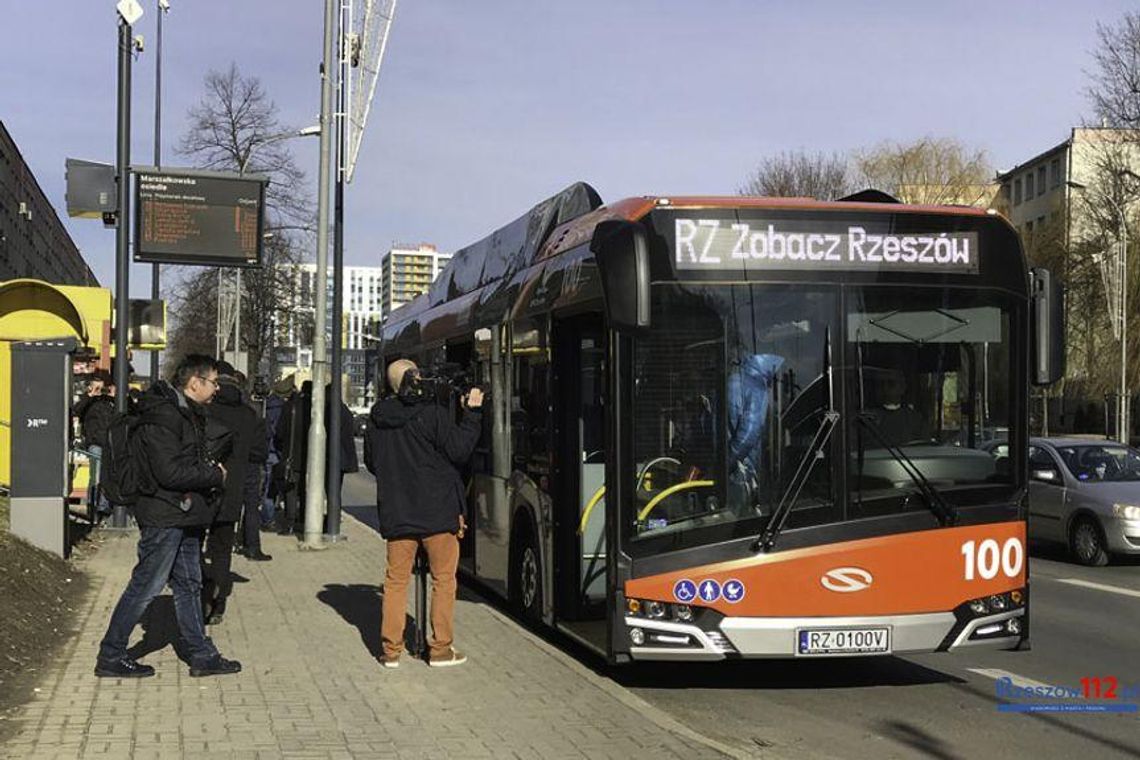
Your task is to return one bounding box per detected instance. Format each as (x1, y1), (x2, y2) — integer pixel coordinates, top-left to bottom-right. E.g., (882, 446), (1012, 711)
(382, 183), (1007, 335)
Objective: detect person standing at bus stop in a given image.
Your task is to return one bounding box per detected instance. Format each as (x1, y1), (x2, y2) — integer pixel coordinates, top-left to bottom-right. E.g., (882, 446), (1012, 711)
(76, 371), (116, 519)
(366, 359), (482, 668)
(94, 355), (241, 678)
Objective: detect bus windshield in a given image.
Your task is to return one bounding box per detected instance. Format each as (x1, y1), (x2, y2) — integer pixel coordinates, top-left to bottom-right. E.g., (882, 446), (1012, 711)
(627, 282), (1016, 555)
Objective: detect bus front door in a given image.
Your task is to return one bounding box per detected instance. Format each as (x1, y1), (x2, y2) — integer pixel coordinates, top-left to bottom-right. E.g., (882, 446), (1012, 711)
(552, 314), (608, 651)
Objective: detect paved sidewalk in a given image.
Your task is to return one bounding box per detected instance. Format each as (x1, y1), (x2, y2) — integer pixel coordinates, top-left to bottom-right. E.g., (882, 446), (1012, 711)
(1, 515), (734, 760)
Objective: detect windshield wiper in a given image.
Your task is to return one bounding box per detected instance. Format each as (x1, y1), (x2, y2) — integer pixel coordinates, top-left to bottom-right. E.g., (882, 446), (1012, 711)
(753, 410), (839, 552)
(753, 326), (838, 553)
(855, 413), (958, 526)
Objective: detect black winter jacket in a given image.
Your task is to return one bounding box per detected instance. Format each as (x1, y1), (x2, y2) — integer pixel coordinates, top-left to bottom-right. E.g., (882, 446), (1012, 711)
(204, 382), (257, 523)
(365, 396), (481, 539)
(76, 394), (115, 448)
(132, 381), (226, 528)
(276, 388), (359, 477)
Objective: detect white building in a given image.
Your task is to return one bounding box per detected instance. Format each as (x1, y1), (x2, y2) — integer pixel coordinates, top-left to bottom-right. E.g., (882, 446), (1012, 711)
(996, 127), (1140, 249)
(277, 264), (386, 349)
(274, 245), (451, 403)
(996, 127), (1140, 402)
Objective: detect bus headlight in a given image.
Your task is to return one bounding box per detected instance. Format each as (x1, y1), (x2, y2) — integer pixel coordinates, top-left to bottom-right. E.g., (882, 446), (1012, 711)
(645, 601), (667, 619)
(988, 594), (1007, 611)
(1113, 503), (1140, 520)
(629, 627), (645, 646)
(969, 599), (989, 615)
(673, 604), (693, 622)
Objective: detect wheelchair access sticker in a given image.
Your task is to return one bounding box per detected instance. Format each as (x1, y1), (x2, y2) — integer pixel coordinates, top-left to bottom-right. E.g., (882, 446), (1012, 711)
(673, 579), (697, 603)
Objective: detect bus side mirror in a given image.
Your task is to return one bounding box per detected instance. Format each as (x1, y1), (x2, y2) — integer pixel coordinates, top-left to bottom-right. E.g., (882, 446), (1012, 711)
(590, 220), (651, 332)
(1031, 267), (1065, 386)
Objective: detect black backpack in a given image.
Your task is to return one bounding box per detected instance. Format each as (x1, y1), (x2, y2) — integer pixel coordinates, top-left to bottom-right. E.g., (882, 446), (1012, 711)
(100, 411), (156, 506)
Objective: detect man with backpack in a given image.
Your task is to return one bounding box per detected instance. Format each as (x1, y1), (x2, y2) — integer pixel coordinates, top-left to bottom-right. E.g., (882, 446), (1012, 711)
(94, 354), (242, 679)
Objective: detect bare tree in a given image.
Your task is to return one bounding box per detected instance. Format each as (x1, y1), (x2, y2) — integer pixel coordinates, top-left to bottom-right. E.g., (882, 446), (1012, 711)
(1066, 138), (1140, 395)
(1086, 12), (1140, 130)
(854, 137), (995, 206)
(739, 150), (855, 200)
(164, 64), (313, 380)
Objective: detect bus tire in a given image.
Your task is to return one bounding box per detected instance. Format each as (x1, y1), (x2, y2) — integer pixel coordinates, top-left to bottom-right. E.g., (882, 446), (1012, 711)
(1069, 515), (1109, 567)
(510, 516), (543, 623)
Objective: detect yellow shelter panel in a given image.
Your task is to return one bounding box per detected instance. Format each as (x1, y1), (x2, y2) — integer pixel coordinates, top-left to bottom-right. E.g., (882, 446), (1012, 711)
(0, 279), (111, 347)
(0, 342), (9, 485)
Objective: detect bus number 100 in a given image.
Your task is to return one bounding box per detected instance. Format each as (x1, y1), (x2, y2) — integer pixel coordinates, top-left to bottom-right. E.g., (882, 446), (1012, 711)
(961, 538), (1024, 580)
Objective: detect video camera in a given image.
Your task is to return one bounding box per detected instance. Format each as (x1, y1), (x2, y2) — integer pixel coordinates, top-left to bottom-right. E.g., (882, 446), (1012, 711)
(397, 362), (479, 406)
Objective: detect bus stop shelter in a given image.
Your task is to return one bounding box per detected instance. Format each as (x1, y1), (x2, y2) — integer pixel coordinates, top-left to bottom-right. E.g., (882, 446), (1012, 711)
(0, 278), (112, 489)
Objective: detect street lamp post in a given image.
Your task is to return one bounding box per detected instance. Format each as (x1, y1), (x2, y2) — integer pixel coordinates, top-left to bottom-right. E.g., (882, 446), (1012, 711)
(150, 0), (169, 385)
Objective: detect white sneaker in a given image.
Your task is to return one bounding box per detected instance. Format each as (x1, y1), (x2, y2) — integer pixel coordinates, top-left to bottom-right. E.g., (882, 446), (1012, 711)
(428, 649), (467, 668)
(380, 656), (400, 669)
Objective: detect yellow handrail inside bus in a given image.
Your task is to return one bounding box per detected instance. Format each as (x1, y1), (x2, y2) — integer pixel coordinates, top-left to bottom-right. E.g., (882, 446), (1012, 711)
(637, 481), (715, 522)
(578, 486), (606, 535)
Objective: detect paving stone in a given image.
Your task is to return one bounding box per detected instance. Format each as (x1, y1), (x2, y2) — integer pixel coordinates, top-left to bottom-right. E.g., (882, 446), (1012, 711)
(1, 518), (729, 759)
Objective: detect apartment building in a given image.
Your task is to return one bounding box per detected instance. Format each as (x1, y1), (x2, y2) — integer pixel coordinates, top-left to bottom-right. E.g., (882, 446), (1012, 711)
(1, 121), (96, 285)
(996, 127), (1140, 247)
(380, 243), (451, 320)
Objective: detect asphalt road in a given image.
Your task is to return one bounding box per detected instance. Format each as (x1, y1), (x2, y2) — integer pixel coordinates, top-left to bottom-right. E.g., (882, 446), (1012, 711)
(342, 461), (1140, 759)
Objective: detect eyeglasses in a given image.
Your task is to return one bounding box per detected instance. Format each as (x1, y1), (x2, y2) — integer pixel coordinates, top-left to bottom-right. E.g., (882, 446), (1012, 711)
(197, 375), (220, 388)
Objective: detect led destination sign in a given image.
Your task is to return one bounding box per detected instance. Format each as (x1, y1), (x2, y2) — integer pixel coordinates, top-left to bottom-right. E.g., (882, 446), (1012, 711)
(134, 169), (266, 267)
(674, 219), (979, 274)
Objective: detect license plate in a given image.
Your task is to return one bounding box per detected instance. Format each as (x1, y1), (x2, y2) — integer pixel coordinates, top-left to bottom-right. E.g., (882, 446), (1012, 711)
(796, 627), (891, 656)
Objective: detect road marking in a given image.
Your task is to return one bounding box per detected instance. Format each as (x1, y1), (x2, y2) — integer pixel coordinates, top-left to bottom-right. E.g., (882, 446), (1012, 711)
(967, 668), (1054, 690)
(1056, 578), (1140, 599)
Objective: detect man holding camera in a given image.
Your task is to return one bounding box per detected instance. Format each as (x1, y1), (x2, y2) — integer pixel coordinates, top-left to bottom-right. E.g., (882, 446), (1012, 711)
(366, 359), (482, 668)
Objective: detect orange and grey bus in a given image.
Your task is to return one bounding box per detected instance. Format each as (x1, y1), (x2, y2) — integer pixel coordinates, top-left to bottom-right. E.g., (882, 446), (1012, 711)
(378, 182), (1063, 663)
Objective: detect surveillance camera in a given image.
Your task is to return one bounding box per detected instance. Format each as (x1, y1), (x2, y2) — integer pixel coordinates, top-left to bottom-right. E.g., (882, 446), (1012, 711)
(134, 34), (144, 52)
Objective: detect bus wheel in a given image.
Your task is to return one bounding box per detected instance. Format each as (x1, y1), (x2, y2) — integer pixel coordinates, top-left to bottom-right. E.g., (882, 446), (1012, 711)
(511, 520), (543, 622)
(1070, 516), (1109, 567)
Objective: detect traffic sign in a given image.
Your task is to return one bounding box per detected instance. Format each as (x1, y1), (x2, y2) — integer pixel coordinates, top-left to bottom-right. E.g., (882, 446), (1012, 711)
(117, 0), (144, 25)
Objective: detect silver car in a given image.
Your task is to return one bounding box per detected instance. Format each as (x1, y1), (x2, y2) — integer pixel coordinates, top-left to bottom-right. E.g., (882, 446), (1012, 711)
(1027, 437), (1140, 565)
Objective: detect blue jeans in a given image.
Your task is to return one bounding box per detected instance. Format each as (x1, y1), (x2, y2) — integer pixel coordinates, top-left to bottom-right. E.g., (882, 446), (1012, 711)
(86, 446), (110, 514)
(97, 525), (220, 667)
(260, 459), (277, 525)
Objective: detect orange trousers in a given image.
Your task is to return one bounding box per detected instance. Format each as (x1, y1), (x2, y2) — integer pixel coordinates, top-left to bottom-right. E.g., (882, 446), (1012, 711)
(381, 532), (459, 660)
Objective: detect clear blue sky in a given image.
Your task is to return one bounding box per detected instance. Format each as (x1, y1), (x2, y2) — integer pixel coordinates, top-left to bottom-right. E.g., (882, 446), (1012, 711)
(2, 0), (1135, 293)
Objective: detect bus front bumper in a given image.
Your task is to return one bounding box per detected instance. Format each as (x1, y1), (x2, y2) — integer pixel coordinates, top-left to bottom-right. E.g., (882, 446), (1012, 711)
(625, 608), (1024, 660)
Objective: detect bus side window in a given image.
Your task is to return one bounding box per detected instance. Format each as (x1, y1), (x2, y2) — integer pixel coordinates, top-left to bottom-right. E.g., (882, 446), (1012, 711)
(512, 324), (551, 483)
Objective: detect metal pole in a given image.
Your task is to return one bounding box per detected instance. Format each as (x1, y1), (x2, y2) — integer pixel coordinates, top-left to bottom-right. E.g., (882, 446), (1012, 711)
(302, 0), (337, 549)
(326, 1), (348, 541)
(216, 267), (223, 357)
(149, 0), (164, 385)
(111, 16), (133, 529)
(1121, 212), (1129, 443)
(235, 268), (242, 372)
